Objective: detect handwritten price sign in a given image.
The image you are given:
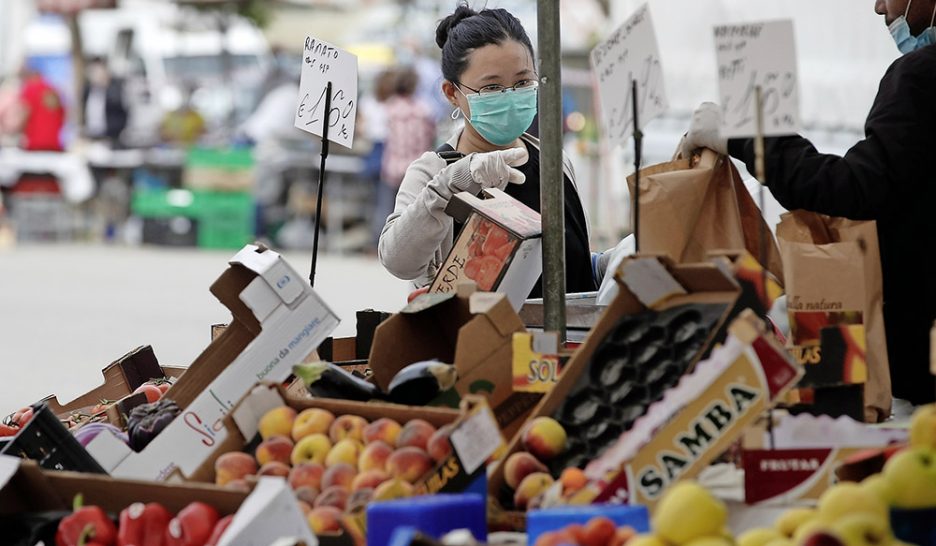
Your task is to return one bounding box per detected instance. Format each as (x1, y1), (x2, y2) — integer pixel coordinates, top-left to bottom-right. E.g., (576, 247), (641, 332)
(714, 20), (800, 138)
(590, 3), (668, 148)
(294, 36), (358, 148)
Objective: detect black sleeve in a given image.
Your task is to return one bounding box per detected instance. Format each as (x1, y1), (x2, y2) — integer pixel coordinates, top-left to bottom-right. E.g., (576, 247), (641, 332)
(727, 51), (935, 221)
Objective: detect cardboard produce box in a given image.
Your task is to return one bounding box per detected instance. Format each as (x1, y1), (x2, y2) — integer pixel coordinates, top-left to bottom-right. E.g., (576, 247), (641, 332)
(38, 345), (184, 419)
(368, 286), (539, 440)
(742, 412), (907, 505)
(86, 244), (340, 481)
(584, 315), (802, 506)
(187, 383), (503, 496)
(0, 455), (315, 545)
(430, 188), (542, 310)
(488, 257), (757, 525)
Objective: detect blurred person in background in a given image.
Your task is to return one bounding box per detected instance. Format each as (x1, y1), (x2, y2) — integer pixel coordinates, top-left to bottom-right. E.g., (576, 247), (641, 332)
(16, 65), (65, 152)
(362, 68), (398, 251)
(377, 66), (436, 251)
(682, 0), (936, 410)
(379, 4), (603, 296)
(82, 57), (128, 147)
(237, 54), (303, 239)
(0, 75), (22, 143)
(159, 83), (205, 147)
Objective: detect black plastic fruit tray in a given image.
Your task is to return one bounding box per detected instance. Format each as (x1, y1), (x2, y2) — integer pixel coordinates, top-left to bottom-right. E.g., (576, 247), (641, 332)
(548, 302), (727, 473)
(0, 402), (106, 474)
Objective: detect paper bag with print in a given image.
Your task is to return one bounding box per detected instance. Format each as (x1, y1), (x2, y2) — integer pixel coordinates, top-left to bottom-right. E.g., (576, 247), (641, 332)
(626, 149), (784, 283)
(777, 211), (891, 422)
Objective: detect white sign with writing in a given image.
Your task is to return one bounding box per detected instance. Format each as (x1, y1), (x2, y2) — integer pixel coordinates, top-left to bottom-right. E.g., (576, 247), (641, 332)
(714, 20), (800, 138)
(294, 36), (358, 148)
(590, 3), (668, 148)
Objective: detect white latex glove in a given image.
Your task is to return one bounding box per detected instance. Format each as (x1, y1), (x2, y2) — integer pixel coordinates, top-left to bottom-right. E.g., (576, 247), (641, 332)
(680, 102), (728, 157)
(449, 146), (528, 194)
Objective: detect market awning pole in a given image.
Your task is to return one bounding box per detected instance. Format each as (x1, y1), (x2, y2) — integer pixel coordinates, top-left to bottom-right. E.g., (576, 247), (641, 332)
(537, 0), (566, 340)
(632, 79), (642, 253)
(755, 85), (775, 451)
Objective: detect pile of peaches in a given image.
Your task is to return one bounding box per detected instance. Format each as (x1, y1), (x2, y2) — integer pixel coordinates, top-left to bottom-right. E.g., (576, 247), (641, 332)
(213, 405), (453, 534)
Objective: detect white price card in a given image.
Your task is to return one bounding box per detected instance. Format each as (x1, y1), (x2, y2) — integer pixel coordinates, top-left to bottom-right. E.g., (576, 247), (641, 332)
(590, 3), (668, 148)
(714, 20), (800, 138)
(450, 406), (502, 474)
(294, 36), (358, 149)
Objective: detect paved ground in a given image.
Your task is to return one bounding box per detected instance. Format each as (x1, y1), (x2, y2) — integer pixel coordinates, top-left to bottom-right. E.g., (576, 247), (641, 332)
(0, 243), (410, 412)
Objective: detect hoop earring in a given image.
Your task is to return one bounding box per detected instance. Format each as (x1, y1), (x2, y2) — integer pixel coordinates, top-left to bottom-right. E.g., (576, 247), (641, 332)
(451, 107), (462, 120)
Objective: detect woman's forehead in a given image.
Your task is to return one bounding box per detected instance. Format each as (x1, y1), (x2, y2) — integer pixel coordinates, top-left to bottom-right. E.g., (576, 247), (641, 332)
(461, 40), (534, 82)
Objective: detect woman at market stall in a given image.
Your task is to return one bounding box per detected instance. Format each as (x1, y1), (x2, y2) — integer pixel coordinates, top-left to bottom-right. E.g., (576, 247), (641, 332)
(378, 3), (604, 297)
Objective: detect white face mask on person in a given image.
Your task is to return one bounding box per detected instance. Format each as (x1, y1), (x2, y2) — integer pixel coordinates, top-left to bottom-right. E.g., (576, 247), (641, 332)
(889, 0), (936, 54)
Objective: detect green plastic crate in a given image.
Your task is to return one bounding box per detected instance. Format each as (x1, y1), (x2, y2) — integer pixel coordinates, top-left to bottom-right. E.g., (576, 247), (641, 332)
(185, 147), (254, 169)
(131, 189), (254, 249)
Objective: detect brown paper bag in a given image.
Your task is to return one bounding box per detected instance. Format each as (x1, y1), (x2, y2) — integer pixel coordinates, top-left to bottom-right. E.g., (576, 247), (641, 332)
(777, 211), (891, 422)
(626, 149), (784, 284)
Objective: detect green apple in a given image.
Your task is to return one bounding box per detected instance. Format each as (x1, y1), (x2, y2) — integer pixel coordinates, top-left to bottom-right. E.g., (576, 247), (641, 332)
(882, 447), (936, 509)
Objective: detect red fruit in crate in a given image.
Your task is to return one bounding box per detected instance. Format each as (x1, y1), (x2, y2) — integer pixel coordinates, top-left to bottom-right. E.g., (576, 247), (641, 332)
(314, 486), (350, 511)
(567, 524), (588, 545)
(559, 467), (588, 494)
(134, 384), (163, 403)
(464, 257), (481, 280)
(609, 527), (637, 546)
(427, 425), (454, 462)
(307, 506), (343, 534)
(468, 238), (484, 258)
(582, 517), (617, 546)
(477, 219), (493, 237)
(396, 419), (436, 451)
(482, 225), (510, 255)
(535, 530), (579, 546)
(493, 241), (514, 262)
(473, 255), (503, 291)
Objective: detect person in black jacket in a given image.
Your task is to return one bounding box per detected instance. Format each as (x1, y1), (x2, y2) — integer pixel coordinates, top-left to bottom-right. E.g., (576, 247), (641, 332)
(82, 57), (128, 146)
(682, 0), (936, 408)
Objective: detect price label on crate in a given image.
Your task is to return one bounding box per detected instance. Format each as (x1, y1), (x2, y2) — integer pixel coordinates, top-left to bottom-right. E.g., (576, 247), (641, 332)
(590, 3), (668, 148)
(714, 20), (800, 138)
(294, 36), (358, 148)
(512, 332), (563, 393)
(450, 405), (503, 474)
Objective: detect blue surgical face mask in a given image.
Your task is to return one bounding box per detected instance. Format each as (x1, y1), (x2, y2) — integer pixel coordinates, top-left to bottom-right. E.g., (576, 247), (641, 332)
(889, 0), (936, 54)
(458, 85), (537, 146)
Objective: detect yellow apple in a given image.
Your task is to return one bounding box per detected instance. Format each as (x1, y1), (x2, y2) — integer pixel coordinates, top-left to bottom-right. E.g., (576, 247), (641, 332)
(817, 482), (887, 522)
(738, 528), (784, 546)
(909, 404), (936, 449)
(775, 507), (817, 538)
(830, 513), (892, 546)
(626, 535), (669, 546)
(792, 519), (832, 545)
(652, 481), (727, 545)
(683, 537), (733, 546)
(290, 433), (332, 466)
(859, 474), (895, 507)
(881, 447), (936, 509)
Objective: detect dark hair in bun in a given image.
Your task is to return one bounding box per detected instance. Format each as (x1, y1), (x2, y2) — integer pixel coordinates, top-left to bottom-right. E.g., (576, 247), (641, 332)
(435, 2), (534, 84)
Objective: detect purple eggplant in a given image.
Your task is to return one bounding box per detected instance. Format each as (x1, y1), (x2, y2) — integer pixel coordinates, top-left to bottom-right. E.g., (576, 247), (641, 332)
(126, 398), (180, 452)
